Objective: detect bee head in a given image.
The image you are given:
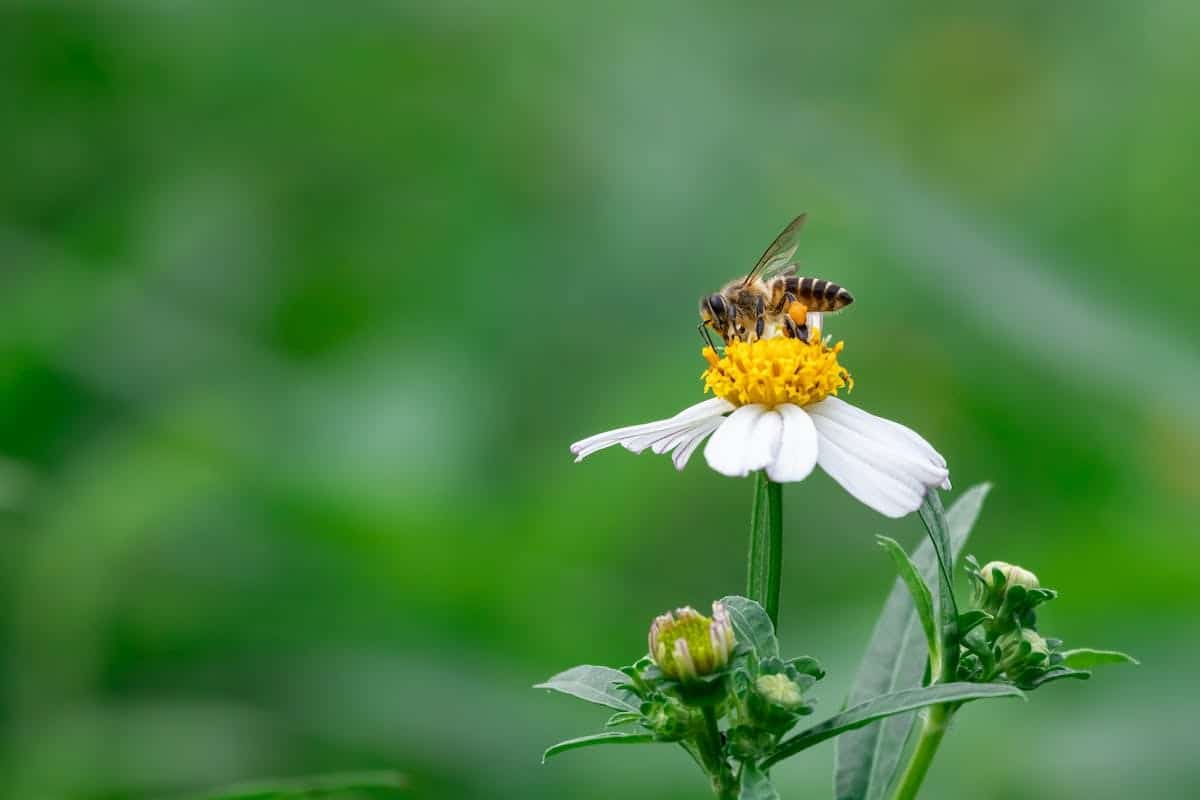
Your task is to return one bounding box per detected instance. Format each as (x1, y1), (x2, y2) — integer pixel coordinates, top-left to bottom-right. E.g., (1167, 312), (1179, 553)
(700, 293), (727, 325)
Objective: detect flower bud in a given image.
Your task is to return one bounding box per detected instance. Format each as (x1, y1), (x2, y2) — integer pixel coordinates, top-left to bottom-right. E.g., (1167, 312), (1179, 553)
(996, 628), (1051, 678)
(973, 560), (1040, 616)
(648, 602), (736, 682)
(981, 561), (1040, 593)
(754, 673), (804, 710)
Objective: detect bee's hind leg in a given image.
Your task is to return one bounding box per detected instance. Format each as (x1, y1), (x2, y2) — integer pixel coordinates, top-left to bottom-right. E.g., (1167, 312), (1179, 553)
(781, 294), (811, 342)
(784, 318), (810, 341)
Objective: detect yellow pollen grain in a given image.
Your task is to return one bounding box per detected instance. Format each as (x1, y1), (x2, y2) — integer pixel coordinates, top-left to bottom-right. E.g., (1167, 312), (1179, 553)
(702, 335), (852, 409)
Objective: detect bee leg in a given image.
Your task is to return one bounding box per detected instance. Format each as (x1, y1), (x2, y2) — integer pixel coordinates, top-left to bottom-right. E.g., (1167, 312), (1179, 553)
(698, 321), (718, 351)
(784, 317), (810, 341)
(755, 296), (765, 341)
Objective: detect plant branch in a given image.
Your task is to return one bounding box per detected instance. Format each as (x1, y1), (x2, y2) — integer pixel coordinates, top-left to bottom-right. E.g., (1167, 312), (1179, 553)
(888, 704), (951, 800)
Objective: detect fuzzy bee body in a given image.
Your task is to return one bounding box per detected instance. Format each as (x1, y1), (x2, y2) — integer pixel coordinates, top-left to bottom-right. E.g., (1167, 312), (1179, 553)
(699, 215), (854, 346)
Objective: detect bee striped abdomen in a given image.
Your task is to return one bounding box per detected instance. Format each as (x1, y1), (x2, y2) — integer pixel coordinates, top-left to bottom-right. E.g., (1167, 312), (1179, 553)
(797, 277), (854, 312)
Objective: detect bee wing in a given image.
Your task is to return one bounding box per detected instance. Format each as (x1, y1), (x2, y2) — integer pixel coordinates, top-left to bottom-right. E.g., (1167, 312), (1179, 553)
(742, 213), (807, 285)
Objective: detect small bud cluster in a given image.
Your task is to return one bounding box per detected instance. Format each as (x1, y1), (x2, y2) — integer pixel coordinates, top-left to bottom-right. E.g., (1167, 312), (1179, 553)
(730, 654), (823, 750)
(959, 556), (1077, 690)
(966, 557), (1056, 638)
(560, 597), (825, 789)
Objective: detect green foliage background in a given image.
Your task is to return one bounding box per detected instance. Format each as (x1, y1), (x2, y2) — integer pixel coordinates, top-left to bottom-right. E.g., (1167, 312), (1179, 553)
(1, 2), (1197, 798)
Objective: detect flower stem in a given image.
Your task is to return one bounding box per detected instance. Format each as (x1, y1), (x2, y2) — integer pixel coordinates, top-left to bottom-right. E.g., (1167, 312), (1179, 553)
(747, 471), (784, 627)
(697, 705), (736, 799)
(889, 704), (951, 800)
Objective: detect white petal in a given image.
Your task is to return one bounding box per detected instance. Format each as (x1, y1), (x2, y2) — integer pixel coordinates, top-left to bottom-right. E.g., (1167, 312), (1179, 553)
(704, 405), (782, 477)
(672, 416), (724, 470)
(806, 311), (824, 334)
(570, 397), (734, 461)
(814, 432), (923, 517)
(810, 411), (948, 489)
(809, 396), (946, 468)
(767, 405), (818, 482)
(808, 398), (949, 518)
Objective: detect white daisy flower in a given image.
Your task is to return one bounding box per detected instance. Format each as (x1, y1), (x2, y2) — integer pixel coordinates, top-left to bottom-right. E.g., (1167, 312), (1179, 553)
(569, 324), (949, 518)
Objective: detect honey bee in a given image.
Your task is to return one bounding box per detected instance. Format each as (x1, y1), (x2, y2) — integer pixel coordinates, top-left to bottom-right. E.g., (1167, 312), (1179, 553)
(698, 214), (854, 348)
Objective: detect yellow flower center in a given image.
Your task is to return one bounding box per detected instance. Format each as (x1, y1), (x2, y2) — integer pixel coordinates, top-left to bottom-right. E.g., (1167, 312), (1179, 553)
(702, 334), (852, 408)
(654, 612), (721, 679)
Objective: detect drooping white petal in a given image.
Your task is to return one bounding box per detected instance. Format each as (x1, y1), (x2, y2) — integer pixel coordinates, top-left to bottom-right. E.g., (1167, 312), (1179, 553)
(809, 410), (948, 489)
(806, 311), (824, 333)
(814, 432), (924, 517)
(809, 396), (947, 468)
(808, 397), (949, 518)
(570, 397), (734, 461)
(767, 404), (819, 482)
(704, 404), (782, 477)
(672, 416), (724, 470)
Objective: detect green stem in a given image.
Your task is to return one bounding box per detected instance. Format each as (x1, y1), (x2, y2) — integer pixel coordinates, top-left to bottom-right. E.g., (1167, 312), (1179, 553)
(889, 704), (951, 800)
(697, 706), (736, 799)
(747, 471), (783, 627)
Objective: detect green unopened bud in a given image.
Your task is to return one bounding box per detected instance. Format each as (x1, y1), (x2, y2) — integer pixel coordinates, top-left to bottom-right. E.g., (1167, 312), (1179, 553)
(974, 560), (1040, 615)
(982, 561), (1040, 593)
(996, 628), (1051, 677)
(648, 602), (736, 682)
(755, 673), (804, 710)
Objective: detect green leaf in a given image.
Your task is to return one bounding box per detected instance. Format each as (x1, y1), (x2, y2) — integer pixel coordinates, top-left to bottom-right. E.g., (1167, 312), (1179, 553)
(605, 711), (643, 727)
(919, 490), (960, 676)
(767, 681), (1021, 768)
(1020, 667), (1092, 689)
(739, 761), (780, 800)
(956, 609), (990, 635)
(196, 771), (407, 799)
(787, 656), (825, 679)
(542, 731), (656, 763)
(534, 665), (641, 712)
(1059, 648), (1140, 669)
(719, 595), (780, 660)
(876, 535), (940, 676)
(833, 483), (992, 800)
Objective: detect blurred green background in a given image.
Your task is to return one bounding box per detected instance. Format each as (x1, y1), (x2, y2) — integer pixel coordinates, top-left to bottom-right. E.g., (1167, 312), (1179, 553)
(2, 1), (1197, 798)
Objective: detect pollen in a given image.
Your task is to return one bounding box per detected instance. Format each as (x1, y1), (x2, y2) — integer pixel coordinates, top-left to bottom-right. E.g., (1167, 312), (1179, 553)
(702, 335), (852, 408)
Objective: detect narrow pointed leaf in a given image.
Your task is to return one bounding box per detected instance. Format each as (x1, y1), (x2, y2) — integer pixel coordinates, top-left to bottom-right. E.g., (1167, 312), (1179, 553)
(876, 535), (940, 674)
(542, 731), (656, 762)
(919, 490), (960, 674)
(739, 762), (781, 800)
(1059, 648), (1139, 669)
(719, 595), (780, 660)
(767, 682), (1021, 767)
(534, 665), (641, 712)
(1023, 667), (1092, 688)
(834, 483), (991, 800)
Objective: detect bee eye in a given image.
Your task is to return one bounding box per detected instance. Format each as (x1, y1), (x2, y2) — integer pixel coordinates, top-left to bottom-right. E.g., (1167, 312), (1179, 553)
(707, 294), (726, 316)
